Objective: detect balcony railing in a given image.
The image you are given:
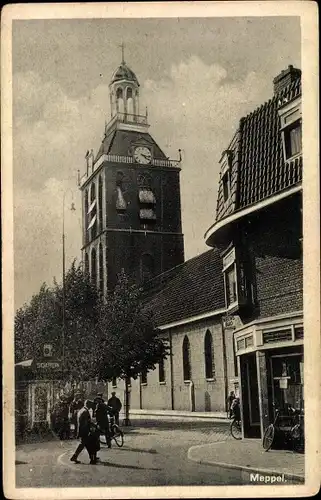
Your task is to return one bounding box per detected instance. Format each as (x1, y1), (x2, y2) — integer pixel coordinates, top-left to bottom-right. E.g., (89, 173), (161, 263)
(105, 112), (148, 133)
(80, 153), (181, 186)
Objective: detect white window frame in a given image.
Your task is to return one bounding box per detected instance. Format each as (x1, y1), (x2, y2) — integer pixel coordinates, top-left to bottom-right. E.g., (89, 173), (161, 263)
(220, 150), (233, 204)
(278, 97), (302, 162)
(222, 248), (238, 310)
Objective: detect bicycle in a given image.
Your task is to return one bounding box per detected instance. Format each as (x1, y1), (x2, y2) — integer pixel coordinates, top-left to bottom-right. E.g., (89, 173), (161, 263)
(263, 407), (304, 452)
(230, 417), (242, 440)
(99, 416), (124, 448)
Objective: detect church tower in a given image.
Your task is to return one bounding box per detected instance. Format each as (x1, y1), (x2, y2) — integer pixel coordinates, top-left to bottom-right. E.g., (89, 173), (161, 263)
(79, 53), (184, 294)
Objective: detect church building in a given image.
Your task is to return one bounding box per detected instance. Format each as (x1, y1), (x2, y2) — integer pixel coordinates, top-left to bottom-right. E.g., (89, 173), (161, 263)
(79, 54), (185, 293)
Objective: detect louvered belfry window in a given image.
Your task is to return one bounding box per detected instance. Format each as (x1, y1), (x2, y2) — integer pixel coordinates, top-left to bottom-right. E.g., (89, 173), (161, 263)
(116, 171), (127, 212)
(138, 173), (156, 221)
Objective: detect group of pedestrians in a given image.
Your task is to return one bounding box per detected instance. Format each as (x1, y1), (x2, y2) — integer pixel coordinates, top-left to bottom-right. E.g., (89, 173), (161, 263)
(70, 391), (122, 465)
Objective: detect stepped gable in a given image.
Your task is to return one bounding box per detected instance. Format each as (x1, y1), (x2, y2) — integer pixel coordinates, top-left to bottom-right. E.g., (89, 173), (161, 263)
(143, 248), (225, 327)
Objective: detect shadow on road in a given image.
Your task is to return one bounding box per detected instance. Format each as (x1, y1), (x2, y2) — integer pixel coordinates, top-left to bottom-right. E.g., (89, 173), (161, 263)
(119, 446), (157, 454)
(96, 460), (161, 471)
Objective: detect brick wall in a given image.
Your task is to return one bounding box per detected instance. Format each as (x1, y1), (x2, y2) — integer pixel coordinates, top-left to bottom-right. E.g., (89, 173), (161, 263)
(241, 194), (303, 321)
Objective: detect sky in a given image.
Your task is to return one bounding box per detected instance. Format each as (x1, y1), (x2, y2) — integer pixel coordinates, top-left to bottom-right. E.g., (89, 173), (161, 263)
(12, 16), (301, 310)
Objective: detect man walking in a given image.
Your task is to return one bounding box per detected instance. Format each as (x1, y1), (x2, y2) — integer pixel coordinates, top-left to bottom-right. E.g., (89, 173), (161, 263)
(94, 393), (112, 448)
(107, 392), (122, 426)
(70, 400), (96, 464)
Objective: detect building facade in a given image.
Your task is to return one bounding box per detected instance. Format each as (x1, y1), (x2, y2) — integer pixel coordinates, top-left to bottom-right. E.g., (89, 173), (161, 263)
(205, 65), (303, 438)
(79, 57), (184, 293)
(105, 248), (237, 413)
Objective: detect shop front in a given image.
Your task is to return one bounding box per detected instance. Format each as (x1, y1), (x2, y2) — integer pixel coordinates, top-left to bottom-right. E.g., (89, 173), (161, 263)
(234, 312), (303, 440)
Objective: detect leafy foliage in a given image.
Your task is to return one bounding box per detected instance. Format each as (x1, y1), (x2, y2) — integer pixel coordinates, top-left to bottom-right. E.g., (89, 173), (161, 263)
(97, 270), (169, 382)
(14, 262), (101, 380)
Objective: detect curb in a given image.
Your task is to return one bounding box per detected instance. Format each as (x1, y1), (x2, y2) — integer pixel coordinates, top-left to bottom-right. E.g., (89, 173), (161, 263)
(187, 446), (305, 484)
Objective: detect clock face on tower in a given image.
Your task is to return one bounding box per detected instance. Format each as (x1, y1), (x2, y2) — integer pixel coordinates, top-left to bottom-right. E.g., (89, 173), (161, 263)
(133, 146), (152, 164)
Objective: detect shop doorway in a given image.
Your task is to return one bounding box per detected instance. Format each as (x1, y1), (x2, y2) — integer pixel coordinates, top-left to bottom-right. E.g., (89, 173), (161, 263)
(240, 353), (261, 438)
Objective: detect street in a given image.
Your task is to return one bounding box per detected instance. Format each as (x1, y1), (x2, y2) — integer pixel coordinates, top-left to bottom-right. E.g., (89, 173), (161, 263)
(16, 419), (254, 487)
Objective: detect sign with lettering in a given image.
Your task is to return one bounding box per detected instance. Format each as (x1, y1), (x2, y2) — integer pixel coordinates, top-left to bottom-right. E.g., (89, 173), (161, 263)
(36, 361), (60, 370)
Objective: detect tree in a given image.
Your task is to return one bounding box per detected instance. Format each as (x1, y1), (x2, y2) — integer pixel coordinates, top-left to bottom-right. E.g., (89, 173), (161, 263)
(97, 270), (169, 425)
(14, 262), (102, 384)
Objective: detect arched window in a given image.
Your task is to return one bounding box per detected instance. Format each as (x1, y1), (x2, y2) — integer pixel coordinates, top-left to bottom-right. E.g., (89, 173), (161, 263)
(99, 243), (104, 294)
(84, 252), (89, 276)
(204, 330), (215, 379)
(116, 87), (124, 113)
(88, 182), (97, 239)
(91, 247), (97, 286)
(126, 87), (133, 114)
(182, 336), (191, 381)
(140, 253), (154, 283)
(84, 190), (89, 244)
(98, 175), (103, 232)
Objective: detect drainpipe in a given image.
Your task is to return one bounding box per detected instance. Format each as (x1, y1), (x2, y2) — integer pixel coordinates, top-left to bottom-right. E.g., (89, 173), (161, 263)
(169, 331), (175, 410)
(189, 381), (195, 412)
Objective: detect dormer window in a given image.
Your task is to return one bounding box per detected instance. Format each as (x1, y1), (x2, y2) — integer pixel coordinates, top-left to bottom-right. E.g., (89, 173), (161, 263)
(220, 150), (233, 203)
(284, 122), (302, 159)
(222, 170), (231, 202)
(278, 97), (302, 161)
(222, 247), (254, 311)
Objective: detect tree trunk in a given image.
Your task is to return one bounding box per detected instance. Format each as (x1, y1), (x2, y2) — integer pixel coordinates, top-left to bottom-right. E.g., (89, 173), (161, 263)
(123, 376), (131, 426)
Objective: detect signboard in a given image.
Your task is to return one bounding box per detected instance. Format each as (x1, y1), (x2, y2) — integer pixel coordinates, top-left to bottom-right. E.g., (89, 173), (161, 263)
(224, 315), (237, 329)
(279, 378), (288, 389)
(36, 361), (60, 370)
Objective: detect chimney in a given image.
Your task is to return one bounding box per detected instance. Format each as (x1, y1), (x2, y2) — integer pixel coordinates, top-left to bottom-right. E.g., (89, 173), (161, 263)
(273, 65), (301, 95)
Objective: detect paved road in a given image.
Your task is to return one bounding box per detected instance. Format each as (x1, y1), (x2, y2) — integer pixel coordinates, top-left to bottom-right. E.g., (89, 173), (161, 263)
(15, 419), (256, 487)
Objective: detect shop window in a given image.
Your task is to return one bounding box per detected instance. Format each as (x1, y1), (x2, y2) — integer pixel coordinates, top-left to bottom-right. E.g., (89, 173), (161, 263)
(159, 358), (165, 383)
(182, 335), (191, 381)
(204, 330), (215, 379)
(141, 370), (147, 385)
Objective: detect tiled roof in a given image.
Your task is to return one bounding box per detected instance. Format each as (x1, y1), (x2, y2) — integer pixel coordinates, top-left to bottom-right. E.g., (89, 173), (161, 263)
(216, 75), (302, 222)
(143, 248), (225, 327)
(96, 130), (167, 162)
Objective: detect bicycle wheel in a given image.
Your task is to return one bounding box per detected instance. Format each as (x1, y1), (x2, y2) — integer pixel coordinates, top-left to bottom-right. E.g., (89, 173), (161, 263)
(111, 424), (124, 447)
(230, 419), (242, 440)
(263, 424), (275, 451)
